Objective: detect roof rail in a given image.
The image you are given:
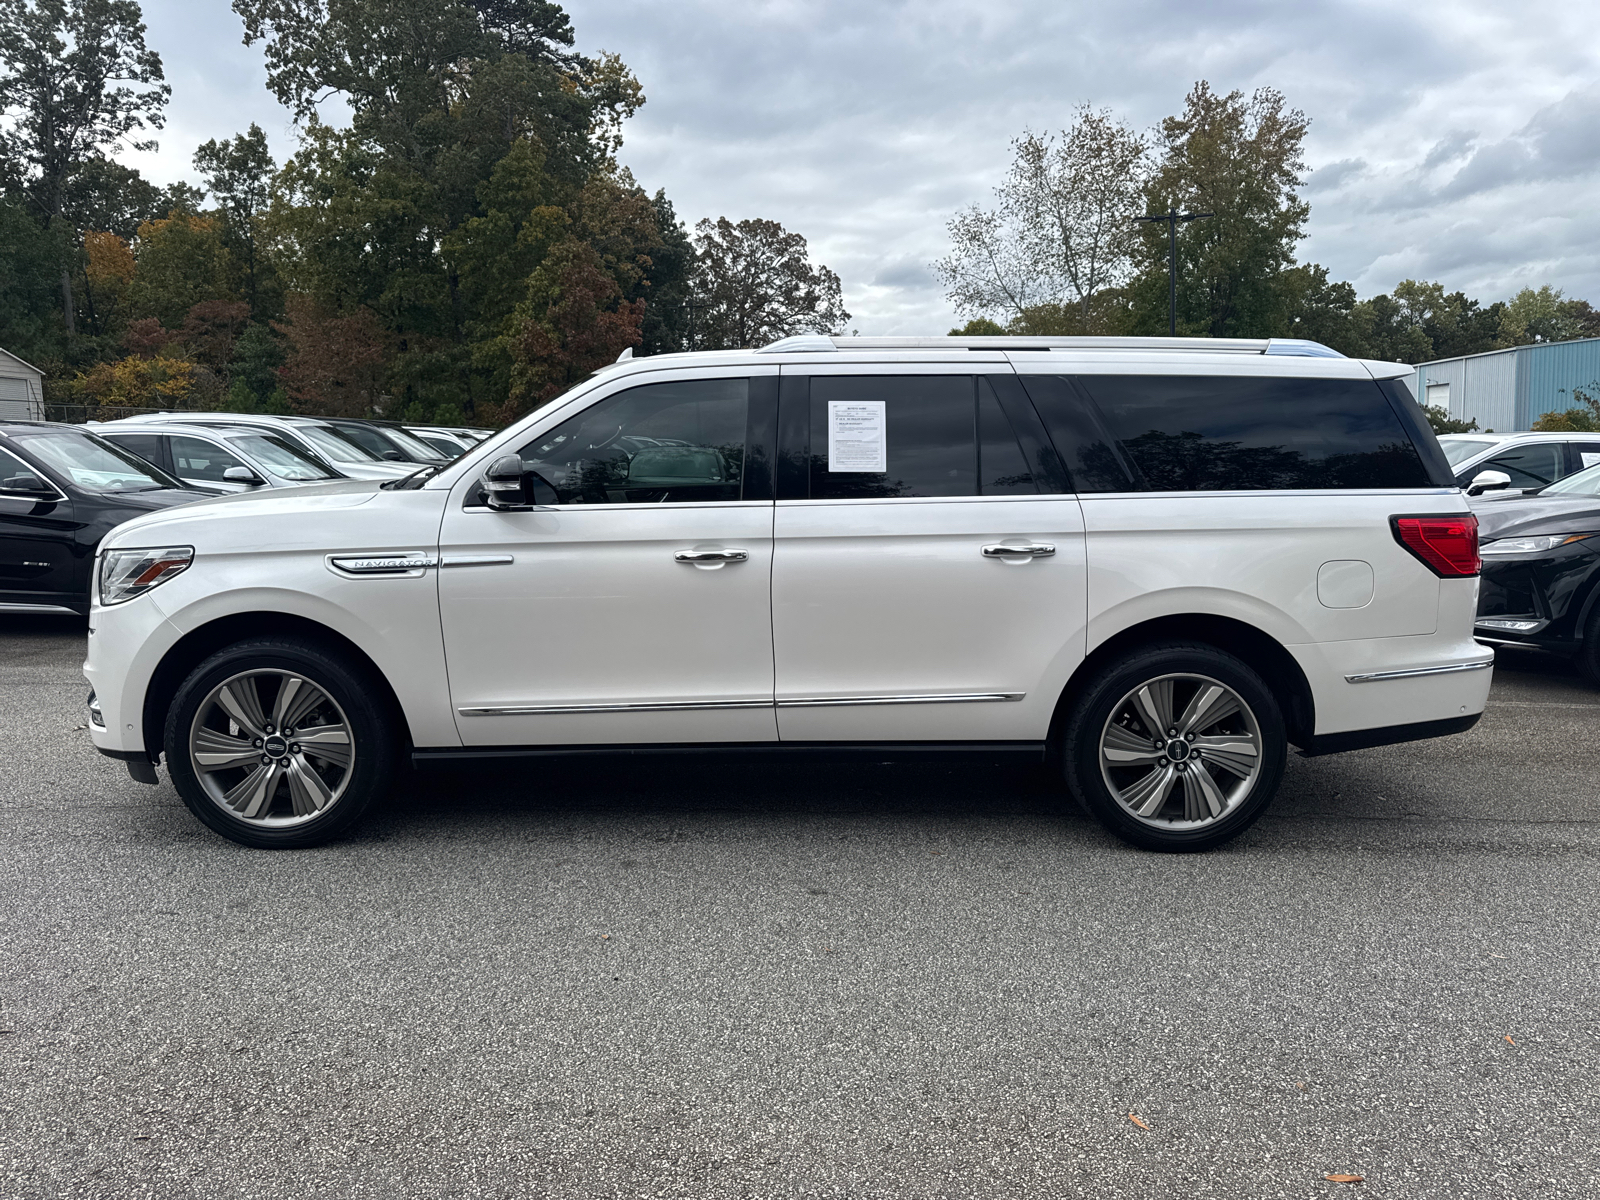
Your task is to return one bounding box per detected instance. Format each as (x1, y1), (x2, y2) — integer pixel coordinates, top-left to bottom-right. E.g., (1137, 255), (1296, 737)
(754, 334), (1344, 358)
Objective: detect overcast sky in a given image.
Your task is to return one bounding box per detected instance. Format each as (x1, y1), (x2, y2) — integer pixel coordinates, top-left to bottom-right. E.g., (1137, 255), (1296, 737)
(127, 0), (1600, 334)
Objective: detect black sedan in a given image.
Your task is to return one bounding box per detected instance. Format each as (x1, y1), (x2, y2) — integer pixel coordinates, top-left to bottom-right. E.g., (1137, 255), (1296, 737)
(0, 421), (209, 615)
(1473, 463), (1600, 681)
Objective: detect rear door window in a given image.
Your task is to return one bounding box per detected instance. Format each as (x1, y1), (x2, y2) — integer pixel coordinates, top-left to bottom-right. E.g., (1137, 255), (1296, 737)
(1027, 374), (1431, 492)
(169, 435), (248, 483)
(105, 433), (170, 472)
(1568, 443), (1600, 473)
(796, 375), (1038, 500)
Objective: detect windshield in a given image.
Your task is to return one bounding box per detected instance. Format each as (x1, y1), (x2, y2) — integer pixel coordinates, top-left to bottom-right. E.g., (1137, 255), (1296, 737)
(228, 433), (341, 481)
(1440, 437), (1500, 467)
(297, 425), (383, 463)
(331, 422), (441, 463)
(376, 425), (449, 462)
(10, 430), (181, 492)
(414, 432), (465, 458)
(1540, 463), (1600, 497)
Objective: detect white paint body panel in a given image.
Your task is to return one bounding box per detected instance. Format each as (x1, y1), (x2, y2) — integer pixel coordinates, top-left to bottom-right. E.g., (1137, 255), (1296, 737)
(437, 501), (777, 745)
(772, 496), (1086, 741)
(86, 481), (456, 753)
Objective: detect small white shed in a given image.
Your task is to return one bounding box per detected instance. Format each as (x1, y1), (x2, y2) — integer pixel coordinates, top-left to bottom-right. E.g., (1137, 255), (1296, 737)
(0, 347), (45, 421)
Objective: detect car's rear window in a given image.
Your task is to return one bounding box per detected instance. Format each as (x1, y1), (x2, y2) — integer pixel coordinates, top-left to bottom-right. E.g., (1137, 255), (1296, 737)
(1023, 374), (1432, 493)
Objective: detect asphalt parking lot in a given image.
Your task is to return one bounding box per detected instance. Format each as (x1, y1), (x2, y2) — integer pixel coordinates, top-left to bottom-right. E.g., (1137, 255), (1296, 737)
(1, 617), (1597, 1199)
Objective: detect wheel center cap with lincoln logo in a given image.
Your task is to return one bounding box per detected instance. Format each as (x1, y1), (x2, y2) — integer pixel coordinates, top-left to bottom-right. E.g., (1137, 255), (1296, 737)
(263, 734), (289, 759)
(1166, 738), (1191, 761)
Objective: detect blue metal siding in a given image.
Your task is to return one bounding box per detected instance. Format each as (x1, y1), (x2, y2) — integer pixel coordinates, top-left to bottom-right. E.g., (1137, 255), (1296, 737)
(1520, 338), (1600, 427)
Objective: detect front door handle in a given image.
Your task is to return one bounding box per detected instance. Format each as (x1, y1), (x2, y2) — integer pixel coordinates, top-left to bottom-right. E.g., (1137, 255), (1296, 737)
(981, 543), (1055, 558)
(674, 549), (749, 564)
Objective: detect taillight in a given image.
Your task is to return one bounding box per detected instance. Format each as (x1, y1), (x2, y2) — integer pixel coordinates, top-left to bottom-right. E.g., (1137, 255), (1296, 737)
(1391, 514), (1480, 577)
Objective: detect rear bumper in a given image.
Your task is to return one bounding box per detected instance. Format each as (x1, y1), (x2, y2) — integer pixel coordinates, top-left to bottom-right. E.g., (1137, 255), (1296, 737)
(1297, 713), (1481, 757)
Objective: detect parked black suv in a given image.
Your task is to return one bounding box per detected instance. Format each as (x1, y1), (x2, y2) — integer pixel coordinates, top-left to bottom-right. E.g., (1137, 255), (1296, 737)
(0, 422), (208, 615)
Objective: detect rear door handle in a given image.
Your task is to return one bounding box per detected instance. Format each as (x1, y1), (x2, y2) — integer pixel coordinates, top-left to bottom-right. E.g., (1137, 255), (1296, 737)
(674, 549), (749, 564)
(982, 543), (1055, 558)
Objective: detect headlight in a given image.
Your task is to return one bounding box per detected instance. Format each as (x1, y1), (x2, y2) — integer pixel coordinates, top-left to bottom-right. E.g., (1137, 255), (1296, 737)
(1479, 533), (1596, 556)
(98, 546), (194, 605)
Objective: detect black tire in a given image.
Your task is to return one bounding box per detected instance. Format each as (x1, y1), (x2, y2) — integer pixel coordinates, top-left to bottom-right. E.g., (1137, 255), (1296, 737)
(1577, 606), (1600, 686)
(164, 637), (399, 848)
(1061, 641), (1287, 852)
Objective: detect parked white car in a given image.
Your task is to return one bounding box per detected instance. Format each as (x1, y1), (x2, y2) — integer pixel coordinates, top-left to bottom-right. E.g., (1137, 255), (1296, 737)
(1438, 431), (1600, 498)
(98, 422), (348, 493)
(84, 335), (1491, 852)
(98, 413), (418, 481)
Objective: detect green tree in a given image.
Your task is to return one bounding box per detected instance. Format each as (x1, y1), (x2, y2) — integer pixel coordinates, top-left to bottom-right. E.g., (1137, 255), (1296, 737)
(1499, 285), (1583, 346)
(194, 124), (280, 319)
(1128, 82), (1310, 338)
(689, 217), (850, 349)
(936, 108), (1149, 334)
(949, 317), (1007, 336)
(123, 212), (234, 328)
(234, 0), (643, 414)
(1280, 263), (1363, 355)
(0, 0), (169, 332)
(637, 190), (694, 355)
(0, 200), (71, 364)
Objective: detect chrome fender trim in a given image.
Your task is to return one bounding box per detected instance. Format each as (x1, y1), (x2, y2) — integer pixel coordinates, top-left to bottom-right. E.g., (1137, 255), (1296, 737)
(1344, 659), (1493, 684)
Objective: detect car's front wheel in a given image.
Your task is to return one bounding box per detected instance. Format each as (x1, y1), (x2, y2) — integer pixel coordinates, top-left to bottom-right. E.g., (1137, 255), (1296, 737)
(164, 638), (398, 848)
(1062, 642), (1287, 852)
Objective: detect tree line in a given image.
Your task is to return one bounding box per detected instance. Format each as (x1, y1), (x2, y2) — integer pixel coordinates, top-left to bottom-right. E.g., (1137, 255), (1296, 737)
(0, 0), (850, 427)
(937, 83), (1600, 369)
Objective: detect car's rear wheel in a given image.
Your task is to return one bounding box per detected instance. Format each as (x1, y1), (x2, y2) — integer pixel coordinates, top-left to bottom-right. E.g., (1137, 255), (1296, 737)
(1062, 642), (1286, 852)
(164, 638), (398, 848)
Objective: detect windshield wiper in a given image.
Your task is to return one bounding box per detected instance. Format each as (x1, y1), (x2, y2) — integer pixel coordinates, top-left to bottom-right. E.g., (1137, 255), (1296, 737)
(383, 465), (442, 490)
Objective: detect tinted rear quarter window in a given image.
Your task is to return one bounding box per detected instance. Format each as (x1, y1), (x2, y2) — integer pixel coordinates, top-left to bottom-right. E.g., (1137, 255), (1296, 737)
(1028, 374), (1432, 492)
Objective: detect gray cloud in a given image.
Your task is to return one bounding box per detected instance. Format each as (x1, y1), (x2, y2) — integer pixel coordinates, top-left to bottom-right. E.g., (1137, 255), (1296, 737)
(123, 0), (1600, 330)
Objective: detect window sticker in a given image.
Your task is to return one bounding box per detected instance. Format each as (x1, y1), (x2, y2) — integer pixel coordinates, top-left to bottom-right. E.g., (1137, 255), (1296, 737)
(1582, 452), (1600, 469)
(827, 400), (887, 472)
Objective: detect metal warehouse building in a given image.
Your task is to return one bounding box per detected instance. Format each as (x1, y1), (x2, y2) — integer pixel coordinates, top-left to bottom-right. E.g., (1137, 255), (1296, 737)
(1412, 337), (1600, 433)
(0, 348), (45, 421)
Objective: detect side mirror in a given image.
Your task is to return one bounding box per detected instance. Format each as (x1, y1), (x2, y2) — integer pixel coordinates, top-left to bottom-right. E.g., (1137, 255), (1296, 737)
(223, 466), (265, 486)
(1467, 469), (1512, 496)
(0, 471), (55, 498)
(484, 455), (558, 510)
(382, 450), (406, 462)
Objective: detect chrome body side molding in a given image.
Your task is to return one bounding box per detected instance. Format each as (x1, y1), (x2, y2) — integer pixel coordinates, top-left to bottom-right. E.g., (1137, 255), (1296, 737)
(776, 692), (1024, 708)
(0, 601), (79, 615)
(458, 692), (1025, 716)
(440, 555), (515, 568)
(459, 699), (775, 717)
(1344, 660), (1493, 684)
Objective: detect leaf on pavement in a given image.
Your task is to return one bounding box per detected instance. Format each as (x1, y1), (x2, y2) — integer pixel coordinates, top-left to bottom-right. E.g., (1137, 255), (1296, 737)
(1324, 1174), (1364, 1183)
(1504, 1035), (1515, 1045)
(1127, 1113), (1149, 1130)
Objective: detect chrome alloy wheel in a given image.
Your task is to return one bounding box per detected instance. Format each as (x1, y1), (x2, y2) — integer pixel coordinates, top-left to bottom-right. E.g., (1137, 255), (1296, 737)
(187, 669), (355, 827)
(1098, 672), (1263, 829)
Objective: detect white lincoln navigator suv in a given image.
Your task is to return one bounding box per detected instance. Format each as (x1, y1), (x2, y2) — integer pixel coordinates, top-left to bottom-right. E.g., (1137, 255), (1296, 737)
(83, 335), (1491, 851)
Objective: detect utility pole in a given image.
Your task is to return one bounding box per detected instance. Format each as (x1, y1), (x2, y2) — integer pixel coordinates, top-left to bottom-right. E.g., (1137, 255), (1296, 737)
(1134, 210), (1212, 336)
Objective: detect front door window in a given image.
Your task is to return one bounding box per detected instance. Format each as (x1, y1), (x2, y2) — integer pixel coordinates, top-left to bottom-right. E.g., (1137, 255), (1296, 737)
(440, 372), (778, 747)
